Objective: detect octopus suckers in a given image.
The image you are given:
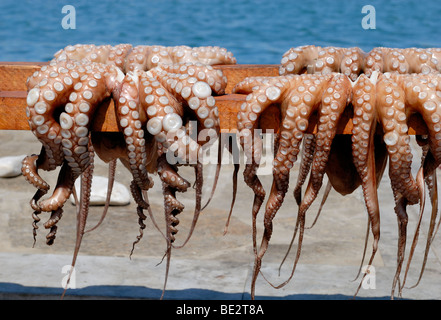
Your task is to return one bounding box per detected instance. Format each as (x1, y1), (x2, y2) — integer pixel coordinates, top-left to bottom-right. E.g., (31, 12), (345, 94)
(60, 112), (73, 129)
(163, 113), (183, 132)
(34, 102), (47, 115)
(75, 127), (88, 137)
(266, 86), (281, 101)
(147, 118), (163, 135)
(32, 115), (45, 126)
(75, 114), (89, 126)
(384, 131), (399, 146)
(83, 90), (93, 100)
(192, 81), (212, 99)
(79, 102), (90, 113)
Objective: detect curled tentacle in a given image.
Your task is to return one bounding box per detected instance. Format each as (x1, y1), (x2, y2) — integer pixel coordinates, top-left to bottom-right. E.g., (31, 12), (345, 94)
(129, 180), (150, 258)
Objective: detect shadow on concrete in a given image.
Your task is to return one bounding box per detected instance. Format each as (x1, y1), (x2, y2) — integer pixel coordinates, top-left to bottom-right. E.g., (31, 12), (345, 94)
(0, 282), (399, 300)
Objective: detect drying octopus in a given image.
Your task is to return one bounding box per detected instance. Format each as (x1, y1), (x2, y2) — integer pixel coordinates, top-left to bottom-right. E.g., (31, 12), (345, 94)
(22, 44), (234, 298)
(279, 45), (441, 80)
(234, 65), (441, 298)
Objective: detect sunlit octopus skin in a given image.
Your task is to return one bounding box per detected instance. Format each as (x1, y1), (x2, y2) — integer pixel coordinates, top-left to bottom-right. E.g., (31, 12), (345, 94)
(124, 45), (237, 73)
(22, 58), (125, 244)
(280, 45), (441, 80)
(52, 45), (231, 250)
(50, 44), (232, 238)
(144, 62), (226, 158)
(53, 44), (237, 74)
(279, 45), (366, 81)
(284, 46), (441, 206)
(364, 47), (441, 77)
(53, 43), (133, 71)
(113, 61), (226, 200)
(233, 73), (352, 299)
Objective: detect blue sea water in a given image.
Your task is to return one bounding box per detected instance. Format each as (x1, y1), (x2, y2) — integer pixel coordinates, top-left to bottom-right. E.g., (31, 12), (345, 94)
(0, 0), (440, 64)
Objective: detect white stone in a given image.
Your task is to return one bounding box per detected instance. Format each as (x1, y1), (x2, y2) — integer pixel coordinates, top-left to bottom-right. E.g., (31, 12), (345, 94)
(69, 175), (130, 206)
(0, 155), (26, 178)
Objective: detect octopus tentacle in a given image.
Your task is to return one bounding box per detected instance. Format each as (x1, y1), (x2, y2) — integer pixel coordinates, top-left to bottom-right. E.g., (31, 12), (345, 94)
(41, 162), (75, 245)
(234, 76), (291, 258)
(218, 133), (240, 235)
(281, 46), (441, 80)
(279, 45), (365, 80)
(24, 59), (125, 245)
(278, 177), (333, 276)
(377, 75), (420, 205)
(365, 48), (440, 76)
(340, 47), (366, 81)
(26, 60), (123, 210)
(403, 145), (438, 289)
(270, 74), (352, 291)
(125, 45), (236, 73)
(307, 180), (332, 229)
(129, 180), (150, 258)
(61, 143), (94, 298)
(293, 134), (316, 205)
(171, 162), (203, 250)
(235, 73), (354, 298)
(85, 158), (117, 233)
(115, 70), (154, 191)
(141, 70), (199, 163)
(351, 74), (382, 287)
(53, 44), (133, 71)
(160, 176), (186, 300)
(149, 63), (225, 138)
(22, 153), (49, 205)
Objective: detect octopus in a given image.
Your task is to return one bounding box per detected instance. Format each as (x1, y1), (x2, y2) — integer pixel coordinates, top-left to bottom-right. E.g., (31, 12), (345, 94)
(22, 44), (234, 298)
(54, 43), (237, 73)
(279, 45), (441, 80)
(234, 67), (441, 299)
(21, 42), (441, 300)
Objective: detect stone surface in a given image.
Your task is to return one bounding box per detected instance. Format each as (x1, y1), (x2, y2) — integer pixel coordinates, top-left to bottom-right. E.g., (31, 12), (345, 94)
(0, 131), (440, 300)
(0, 155), (25, 178)
(69, 175), (131, 206)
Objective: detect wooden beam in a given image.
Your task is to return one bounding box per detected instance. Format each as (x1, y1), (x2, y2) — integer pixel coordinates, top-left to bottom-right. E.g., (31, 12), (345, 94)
(0, 62), (46, 91)
(0, 62), (429, 135)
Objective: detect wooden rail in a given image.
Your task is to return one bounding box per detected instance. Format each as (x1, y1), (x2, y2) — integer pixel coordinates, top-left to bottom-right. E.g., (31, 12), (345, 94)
(0, 62), (428, 134)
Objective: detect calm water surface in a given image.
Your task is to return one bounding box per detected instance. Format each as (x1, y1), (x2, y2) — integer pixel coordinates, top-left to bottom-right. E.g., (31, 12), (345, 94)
(0, 0), (440, 64)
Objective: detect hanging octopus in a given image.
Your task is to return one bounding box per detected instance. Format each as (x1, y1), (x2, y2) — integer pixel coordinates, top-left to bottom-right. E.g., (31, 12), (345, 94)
(278, 45), (441, 297)
(112, 62), (227, 297)
(22, 58), (125, 245)
(22, 44), (233, 298)
(233, 69), (441, 299)
(234, 72), (353, 298)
